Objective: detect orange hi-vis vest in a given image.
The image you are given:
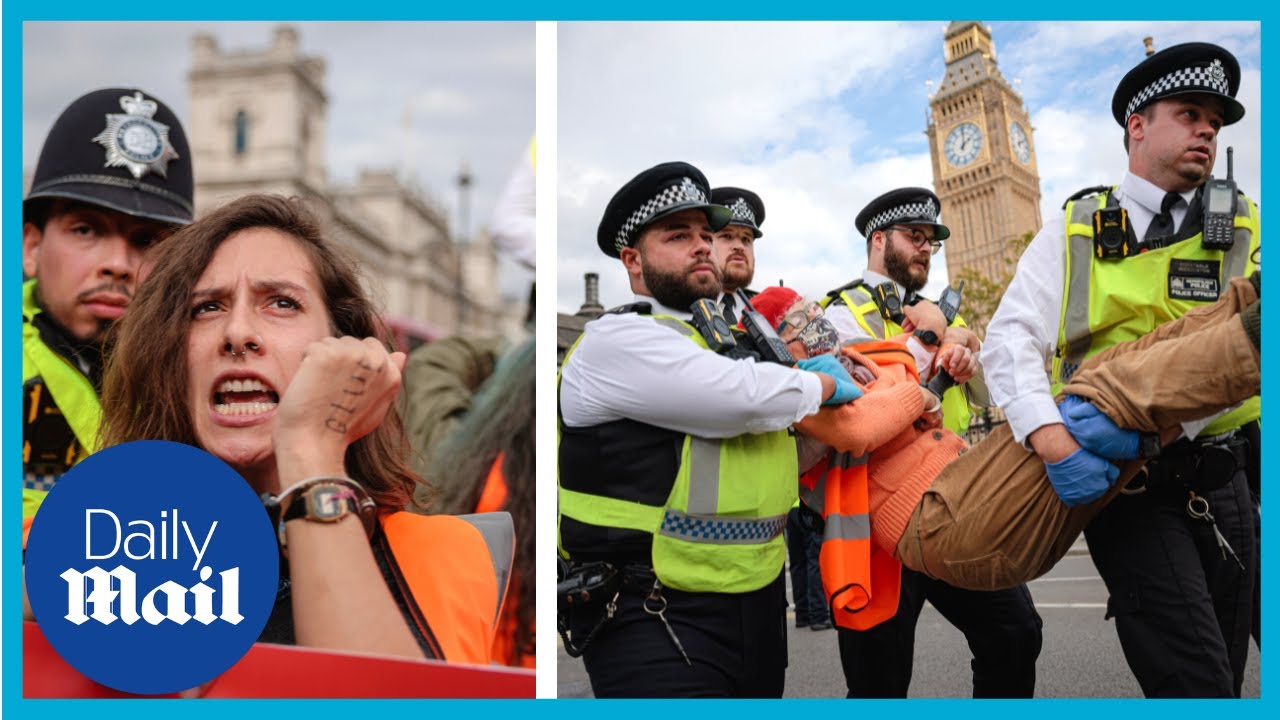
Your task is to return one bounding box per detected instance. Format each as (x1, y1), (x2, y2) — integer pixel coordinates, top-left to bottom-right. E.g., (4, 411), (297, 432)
(795, 341), (967, 631)
(474, 453), (535, 669)
(381, 511), (514, 665)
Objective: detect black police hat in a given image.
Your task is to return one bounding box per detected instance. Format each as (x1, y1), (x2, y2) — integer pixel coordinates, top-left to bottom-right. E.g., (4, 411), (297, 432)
(855, 187), (950, 242)
(25, 88), (194, 226)
(710, 187), (765, 238)
(1112, 42), (1244, 127)
(597, 161), (732, 258)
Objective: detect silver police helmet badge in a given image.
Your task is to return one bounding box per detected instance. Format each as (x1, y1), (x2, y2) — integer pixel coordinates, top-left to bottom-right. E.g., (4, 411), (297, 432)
(1208, 59), (1227, 86)
(92, 92), (179, 179)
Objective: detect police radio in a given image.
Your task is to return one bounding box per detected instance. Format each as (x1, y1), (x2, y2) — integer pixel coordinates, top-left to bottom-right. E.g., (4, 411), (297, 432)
(1202, 146), (1237, 252)
(937, 280), (964, 326)
(736, 289), (797, 367)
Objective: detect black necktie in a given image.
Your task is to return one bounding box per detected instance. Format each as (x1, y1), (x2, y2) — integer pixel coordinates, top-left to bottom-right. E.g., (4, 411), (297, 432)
(720, 294), (739, 325)
(1144, 191), (1182, 244)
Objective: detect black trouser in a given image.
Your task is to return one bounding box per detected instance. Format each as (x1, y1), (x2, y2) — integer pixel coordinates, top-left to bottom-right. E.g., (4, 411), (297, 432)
(837, 567), (1043, 698)
(573, 571), (788, 698)
(787, 506), (827, 627)
(1084, 463), (1256, 697)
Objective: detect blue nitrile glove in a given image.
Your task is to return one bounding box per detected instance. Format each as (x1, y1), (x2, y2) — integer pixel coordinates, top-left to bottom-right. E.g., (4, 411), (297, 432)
(1045, 447), (1122, 507)
(1059, 395), (1140, 461)
(797, 354), (863, 406)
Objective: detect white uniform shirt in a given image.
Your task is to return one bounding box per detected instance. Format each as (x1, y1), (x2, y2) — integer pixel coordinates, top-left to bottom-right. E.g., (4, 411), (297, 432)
(983, 172), (1218, 446)
(560, 294), (824, 438)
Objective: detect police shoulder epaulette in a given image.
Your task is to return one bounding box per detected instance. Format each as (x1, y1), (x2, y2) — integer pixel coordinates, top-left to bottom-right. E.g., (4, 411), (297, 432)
(824, 278), (865, 301)
(1061, 185), (1113, 210)
(606, 302), (652, 315)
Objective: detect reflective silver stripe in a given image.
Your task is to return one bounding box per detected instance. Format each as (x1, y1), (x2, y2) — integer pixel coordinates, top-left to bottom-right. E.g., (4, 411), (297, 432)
(658, 509), (787, 545)
(1063, 199), (1099, 368)
(846, 287), (886, 338)
(799, 474), (826, 515)
(686, 436), (721, 515)
(1223, 199), (1253, 282)
(824, 512), (871, 542)
(652, 316), (696, 337)
(456, 512), (515, 624)
(833, 451), (869, 469)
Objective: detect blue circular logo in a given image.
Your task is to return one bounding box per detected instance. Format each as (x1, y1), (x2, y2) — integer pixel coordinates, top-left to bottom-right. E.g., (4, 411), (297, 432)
(26, 441), (279, 695)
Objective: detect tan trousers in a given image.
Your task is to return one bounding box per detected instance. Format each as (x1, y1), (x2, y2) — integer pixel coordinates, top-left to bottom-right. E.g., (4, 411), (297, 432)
(897, 277), (1260, 591)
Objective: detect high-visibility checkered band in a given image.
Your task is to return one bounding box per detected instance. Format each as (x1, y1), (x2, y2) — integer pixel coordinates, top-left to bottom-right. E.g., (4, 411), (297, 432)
(1125, 59), (1231, 121)
(24, 471), (59, 492)
(658, 509), (787, 545)
(728, 197), (758, 226)
(864, 198), (939, 238)
(615, 177), (708, 253)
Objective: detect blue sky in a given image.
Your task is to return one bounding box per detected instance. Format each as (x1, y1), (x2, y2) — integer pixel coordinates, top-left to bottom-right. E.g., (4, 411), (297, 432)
(556, 21), (1261, 312)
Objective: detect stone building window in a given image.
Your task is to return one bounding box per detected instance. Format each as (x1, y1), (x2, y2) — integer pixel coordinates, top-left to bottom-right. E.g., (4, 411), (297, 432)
(234, 110), (248, 155)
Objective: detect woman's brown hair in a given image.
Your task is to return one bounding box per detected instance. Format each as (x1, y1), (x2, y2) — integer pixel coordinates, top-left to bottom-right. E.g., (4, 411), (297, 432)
(100, 193), (417, 510)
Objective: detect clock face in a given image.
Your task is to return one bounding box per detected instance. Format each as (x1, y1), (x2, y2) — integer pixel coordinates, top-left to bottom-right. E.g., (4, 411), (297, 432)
(944, 122), (983, 167)
(1009, 121), (1031, 164)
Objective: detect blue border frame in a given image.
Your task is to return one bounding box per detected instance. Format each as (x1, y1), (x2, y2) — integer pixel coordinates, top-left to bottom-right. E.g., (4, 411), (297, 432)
(4, 2), (1274, 716)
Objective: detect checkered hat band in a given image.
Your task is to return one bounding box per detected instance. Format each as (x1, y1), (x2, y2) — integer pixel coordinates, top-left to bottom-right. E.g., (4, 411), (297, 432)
(864, 199), (938, 238)
(1126, 63), (1231, 120)
(615, 177), (709, 253)
(728, 197), (758, 226)
(658, 509), (787, 545)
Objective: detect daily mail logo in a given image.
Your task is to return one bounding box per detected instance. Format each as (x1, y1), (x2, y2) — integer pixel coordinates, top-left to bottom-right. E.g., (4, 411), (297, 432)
(61, 509), (242, 626)
(25, 441), (278, 695)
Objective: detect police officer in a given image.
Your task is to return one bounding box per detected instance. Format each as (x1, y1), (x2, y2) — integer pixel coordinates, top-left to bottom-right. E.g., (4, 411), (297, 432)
(558, 162), (860, 697)
(709, 187), (763, 323)
(823, 188), (1043, 697)
(984, 43), (1258, 697)
(710, 186), (831, 632)
(23, 88), (193, 522)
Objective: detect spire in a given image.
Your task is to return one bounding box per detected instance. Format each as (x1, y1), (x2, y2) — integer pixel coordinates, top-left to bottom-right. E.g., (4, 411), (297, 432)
(933, 20), (1013, 101)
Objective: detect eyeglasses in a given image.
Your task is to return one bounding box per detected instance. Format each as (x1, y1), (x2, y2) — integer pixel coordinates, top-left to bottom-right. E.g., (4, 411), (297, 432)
(887, 226), (943, 255)
(778, 302), (824, 336)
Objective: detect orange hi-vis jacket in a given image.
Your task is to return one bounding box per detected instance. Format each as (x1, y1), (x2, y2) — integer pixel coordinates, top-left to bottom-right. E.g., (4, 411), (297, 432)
(796, 341), (969, 631)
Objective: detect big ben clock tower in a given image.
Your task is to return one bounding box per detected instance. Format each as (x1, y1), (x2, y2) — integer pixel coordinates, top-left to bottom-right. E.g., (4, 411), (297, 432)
(928, 21), (1042, 283)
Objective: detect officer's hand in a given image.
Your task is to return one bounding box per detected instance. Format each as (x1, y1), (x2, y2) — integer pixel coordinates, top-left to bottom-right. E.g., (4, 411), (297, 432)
(901, 300), (946, 342)
(1044, 447), (1121, 507)
(941, 325), (981, 353)
(797, 354), (863, 406)
(1059, 395), (1139, 461)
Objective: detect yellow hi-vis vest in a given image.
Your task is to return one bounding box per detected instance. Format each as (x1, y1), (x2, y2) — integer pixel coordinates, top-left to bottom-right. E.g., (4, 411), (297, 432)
(821, 284), (972, 435)
(1054, 189), (1260, 437)
(22, 279), (100, 518)
(558, 314), (797, 594)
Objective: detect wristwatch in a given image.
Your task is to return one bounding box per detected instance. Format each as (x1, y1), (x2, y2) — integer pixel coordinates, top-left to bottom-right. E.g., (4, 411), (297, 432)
(913, 328), (940, 346)
(262, 476), (377, 552)
(283, 482), (361, 524)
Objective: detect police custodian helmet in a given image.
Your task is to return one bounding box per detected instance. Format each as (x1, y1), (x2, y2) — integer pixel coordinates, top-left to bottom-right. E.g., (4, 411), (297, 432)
(25, 88), (194, 226)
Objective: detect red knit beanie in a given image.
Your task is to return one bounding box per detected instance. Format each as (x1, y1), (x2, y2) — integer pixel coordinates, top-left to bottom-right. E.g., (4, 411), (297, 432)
(748, 286), (802, 330)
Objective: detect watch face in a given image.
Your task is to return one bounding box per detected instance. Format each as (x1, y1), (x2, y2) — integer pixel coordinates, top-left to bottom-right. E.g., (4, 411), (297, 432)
(944, 122), (983, 167)
(305, 485), (353, 522)
(1009, 121), (1031, 164)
